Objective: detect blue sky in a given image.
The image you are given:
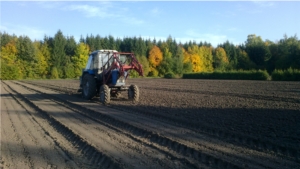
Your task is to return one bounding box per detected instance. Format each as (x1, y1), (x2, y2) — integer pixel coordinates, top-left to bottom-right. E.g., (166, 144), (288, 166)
(1, 1), (299, 47)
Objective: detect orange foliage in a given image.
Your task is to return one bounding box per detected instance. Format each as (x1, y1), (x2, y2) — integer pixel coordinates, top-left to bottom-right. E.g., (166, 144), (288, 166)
(148, 45), (163, 67)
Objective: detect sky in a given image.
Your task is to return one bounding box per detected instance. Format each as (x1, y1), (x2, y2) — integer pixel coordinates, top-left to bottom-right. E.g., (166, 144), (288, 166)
(1, 1), (300, 47)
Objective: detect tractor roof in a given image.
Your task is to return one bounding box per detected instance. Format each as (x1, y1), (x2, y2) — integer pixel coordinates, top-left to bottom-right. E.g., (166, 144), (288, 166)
(90, 49), (118, 55)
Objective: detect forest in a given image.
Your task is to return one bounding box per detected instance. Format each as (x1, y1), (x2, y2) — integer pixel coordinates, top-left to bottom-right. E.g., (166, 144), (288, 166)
(0, 30), (299, 80)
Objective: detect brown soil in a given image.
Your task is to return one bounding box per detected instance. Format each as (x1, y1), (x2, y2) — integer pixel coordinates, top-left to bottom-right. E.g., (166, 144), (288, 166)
(1, 78), (299, 169)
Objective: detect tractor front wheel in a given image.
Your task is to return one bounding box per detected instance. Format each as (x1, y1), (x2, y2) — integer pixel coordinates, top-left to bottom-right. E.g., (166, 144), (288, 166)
(82, 74), (96, 100)
(128, 84), (139, 102)
(99, 85), (110, 104)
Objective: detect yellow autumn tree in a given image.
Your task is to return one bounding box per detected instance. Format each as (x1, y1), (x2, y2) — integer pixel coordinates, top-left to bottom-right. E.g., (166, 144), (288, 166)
(73, 42), (90, 77)
(1, 40), (17, 64)
(183, 47), (190, 63)
(39, 41), (51, 74)
(0, 40), (23, 79)
(148, 45), (163, 76)
(148, 45), (163, 68)
(181, 47), (193, 73)
(33, 41), (49, 78)
(215, 47), (229, 63)
(213, 47), (229, 71)
(183, 45), (214, 73)
(199, 46), (214, 72)
(183, 45), (203, 72)
(190, 53), (204, 72)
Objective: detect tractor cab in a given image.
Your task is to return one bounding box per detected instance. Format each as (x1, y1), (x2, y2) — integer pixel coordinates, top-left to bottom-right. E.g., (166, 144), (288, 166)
(84, 50), (118, 75)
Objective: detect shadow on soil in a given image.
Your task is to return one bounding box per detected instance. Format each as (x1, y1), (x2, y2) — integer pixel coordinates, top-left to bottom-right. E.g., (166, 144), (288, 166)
(108, 102), (300, 144)
(70, 93), (300, 152)
(10, 92), (300, 157)
(0, 93), (13, 98)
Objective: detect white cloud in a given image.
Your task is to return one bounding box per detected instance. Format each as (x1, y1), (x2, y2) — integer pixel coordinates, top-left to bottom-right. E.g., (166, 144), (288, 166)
(63, 3), (144, 25)
(68, 5), (108, 18)
(0, 23), (47, 41)
(65, 2), (119, 18)
(34, 1), (143, 25)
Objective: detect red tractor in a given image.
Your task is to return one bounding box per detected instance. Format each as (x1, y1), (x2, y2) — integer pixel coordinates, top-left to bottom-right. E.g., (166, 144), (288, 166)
(78, 50), (143, 104)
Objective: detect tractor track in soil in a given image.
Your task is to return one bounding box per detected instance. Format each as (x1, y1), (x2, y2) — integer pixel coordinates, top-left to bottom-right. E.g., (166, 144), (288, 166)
(7, 81), (224, 169)
(2, 80), (202, 169)
(13, 81), (249, 169)
(7, 79), (300, 169)
(1, 81), (121, 169)
(19, 80), (300, 156)
(1, 82), (82, 169)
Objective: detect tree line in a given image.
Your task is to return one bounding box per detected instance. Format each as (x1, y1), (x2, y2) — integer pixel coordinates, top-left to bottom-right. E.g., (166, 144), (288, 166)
(1, 30), (299, 80)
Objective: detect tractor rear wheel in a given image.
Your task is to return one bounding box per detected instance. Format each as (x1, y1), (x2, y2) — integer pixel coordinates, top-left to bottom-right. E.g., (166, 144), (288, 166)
(128, 84), (139, 102)
(82, 74), (96, 100)
(99, 84), (110, 104)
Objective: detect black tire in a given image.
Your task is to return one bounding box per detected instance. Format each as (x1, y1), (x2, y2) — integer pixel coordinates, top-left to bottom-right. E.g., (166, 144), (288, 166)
(128, 84), (139, 102)
(99, 84), (110, 104)
(82, 74), (96, 100)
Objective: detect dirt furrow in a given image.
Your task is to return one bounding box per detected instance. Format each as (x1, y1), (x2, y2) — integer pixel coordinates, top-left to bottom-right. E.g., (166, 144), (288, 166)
(23, 79), (300, 145)
(11, 82), (220, 168)
(12, 79), (300, 168)
(109, 101), (300, 160)
(2, 81), (120, 169)
(2, 82), (102, 169)
(1, 87), (33, 169)
(7, 81), (197, 169)
(13, 82), (232, 168)
(1, 82), (79, 169)
(15, 81), (300, 168)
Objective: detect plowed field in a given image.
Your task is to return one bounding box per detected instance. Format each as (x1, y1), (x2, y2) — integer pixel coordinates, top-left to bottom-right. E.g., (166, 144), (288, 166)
(1, 78), (300, 169)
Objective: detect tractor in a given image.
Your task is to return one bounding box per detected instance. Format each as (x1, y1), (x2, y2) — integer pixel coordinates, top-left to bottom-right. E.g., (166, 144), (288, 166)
(78, 50), (143, 104)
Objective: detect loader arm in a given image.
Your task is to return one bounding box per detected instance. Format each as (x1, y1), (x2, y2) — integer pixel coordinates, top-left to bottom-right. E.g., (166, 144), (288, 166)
(121, 53), (144, 77)
(101, 52), (144, 84)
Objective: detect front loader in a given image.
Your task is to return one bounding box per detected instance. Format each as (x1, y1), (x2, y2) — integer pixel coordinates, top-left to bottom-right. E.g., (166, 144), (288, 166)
(78, 50), (143, 104)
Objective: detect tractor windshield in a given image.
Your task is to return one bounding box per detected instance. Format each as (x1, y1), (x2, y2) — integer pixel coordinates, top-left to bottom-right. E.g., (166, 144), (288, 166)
(119, 55), (127, 64)
(119, 54), (133, 65)
(100, 53), (114, 69)
(85, 55), (93, 70)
